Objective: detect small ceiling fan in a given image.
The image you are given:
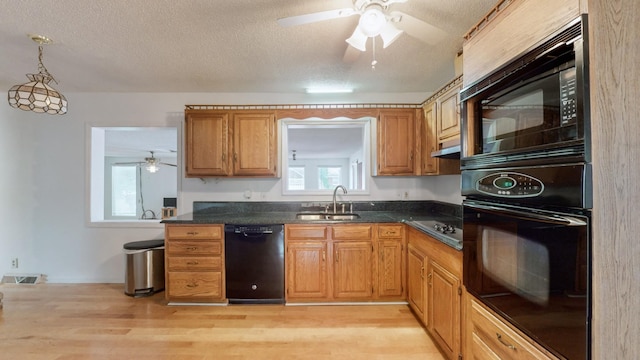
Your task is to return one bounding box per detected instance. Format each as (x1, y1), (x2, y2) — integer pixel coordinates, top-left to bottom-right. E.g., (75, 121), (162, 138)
(114, 151), (177, 173)
(277, 0), (448, 55)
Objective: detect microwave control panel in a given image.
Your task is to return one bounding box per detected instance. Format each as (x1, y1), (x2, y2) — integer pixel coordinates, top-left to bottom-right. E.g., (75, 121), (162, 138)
(560, 67), (578, 126)
(476, 172), (544, 198)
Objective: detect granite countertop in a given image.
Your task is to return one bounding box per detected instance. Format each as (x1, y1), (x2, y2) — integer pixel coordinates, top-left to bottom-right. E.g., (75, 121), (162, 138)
(163, 201), (463, 250)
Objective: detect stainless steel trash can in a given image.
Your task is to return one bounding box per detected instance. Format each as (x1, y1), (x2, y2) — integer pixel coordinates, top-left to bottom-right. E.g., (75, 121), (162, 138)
(123, 239), (165, 297)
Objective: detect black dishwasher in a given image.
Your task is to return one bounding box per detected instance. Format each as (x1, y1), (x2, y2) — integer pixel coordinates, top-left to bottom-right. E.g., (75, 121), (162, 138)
(224, 224), (285, 304)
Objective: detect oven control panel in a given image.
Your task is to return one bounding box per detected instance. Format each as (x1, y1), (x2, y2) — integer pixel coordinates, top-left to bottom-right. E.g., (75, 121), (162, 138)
(476, 172), (544, 197)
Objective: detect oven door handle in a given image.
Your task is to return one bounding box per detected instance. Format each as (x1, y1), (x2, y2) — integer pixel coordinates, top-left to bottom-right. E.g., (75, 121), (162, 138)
(465, 203), (587, 226)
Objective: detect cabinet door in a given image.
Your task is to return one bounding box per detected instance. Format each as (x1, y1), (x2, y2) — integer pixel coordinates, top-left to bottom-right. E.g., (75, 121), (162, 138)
(378, 239), (404, 298)
(428, 260), (462, 360)
(422, 102), (439, 175)
(333, 241), (374, 299)
(377, 109), (416, 175)
(185, 111), (229, 177)
(286, 241), (329, 300)
(231, 112), (277, 176)
(437, 86), (461, 142)
(407, 244), (427, 321)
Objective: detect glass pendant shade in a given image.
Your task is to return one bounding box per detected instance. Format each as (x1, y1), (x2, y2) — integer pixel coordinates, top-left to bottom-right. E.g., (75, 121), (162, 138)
(380, 22), (403, 48)
(7, 40), (67, 115)
(346, 27), (368, 52)
(145, 158), (160, 173)
(8, 73), (67, 114)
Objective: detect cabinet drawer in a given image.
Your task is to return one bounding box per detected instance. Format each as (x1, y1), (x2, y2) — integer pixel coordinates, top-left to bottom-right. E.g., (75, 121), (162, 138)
(378, 225), (404, 239)
(331, 225), (372, 240)
(167, 240), (222, 255)
(167, 256), (222, 271)
(469, 298), (556, 360)
(167, 271), (223, 299)
(286, 225), (328, 240)
(166, 225), (222, 239)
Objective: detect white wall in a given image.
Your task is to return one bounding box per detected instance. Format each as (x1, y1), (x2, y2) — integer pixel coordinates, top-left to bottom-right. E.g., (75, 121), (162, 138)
(0, 92), (461, 283)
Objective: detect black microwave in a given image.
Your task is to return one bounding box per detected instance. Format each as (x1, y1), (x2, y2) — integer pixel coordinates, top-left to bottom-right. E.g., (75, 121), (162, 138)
(460, 16), (590, 170)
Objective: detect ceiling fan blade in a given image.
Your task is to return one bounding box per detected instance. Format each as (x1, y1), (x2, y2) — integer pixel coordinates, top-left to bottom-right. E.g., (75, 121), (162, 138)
(390, 11), (448, 45)
(277, 8), (356, 27)
(113, 161), (144, 166)
(160, 162), (177, 167)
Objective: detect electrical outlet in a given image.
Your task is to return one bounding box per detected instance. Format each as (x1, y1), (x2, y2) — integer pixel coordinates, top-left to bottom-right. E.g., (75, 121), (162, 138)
(11, 257), (18, 269)
(403, 191), (409, 200)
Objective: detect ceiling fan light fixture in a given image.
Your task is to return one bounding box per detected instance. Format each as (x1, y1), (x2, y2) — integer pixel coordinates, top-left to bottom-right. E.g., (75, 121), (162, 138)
(346, 27), (368, 52)
(7, 35), (67, 115)
(145, 158), (160, 173)
(358, 6), (387, 37)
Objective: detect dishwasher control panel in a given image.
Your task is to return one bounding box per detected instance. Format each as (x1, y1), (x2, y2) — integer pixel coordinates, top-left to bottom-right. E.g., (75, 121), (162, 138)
(225, 224), (280, 234)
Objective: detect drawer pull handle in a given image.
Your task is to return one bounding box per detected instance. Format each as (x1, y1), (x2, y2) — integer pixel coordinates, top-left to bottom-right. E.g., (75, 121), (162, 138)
(187, 231), (199, 236)
(186, 283), (199, 288)
(186, 247), (198, 251)
(496, 333), (516, 350)
(187, 261), (199, 265)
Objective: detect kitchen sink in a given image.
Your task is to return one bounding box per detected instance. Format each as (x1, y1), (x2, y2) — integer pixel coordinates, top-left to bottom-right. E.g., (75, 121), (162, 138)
(296, 212), (360, 221)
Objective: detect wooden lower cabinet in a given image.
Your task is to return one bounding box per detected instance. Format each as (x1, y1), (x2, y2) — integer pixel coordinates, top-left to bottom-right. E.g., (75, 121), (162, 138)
(407, 226), (463, 360)
(429, 260), (461, 359)
(465, 295), (559, 360)
(377, 225), (406, 299)
(285, 224), (404, 302)
(407, 243), (427, 322)
(286, 240), (329, 299)
(333, 241), (374, 299)
(164, 224), (226, 303)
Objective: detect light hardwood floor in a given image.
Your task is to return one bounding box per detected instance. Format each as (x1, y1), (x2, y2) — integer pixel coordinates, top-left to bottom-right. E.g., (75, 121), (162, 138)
(0, 284), (445, 360)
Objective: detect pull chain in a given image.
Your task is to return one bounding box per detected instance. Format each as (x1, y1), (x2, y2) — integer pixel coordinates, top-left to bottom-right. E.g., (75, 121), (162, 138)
(371, 37), (378, 70)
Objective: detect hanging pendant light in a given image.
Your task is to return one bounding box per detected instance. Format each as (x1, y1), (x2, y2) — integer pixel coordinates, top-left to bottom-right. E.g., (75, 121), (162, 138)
(7, 35), (67, 115)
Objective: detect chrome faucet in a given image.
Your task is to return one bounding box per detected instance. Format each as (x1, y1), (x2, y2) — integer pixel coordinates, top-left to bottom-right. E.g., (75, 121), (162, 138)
(332, 185), (347, 213)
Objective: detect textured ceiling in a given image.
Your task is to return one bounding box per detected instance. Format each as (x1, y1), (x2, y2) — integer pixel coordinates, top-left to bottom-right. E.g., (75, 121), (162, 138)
(0, 0), (496, 97)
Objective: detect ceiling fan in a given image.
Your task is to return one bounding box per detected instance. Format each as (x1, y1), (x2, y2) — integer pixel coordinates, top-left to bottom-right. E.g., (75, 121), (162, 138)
(277, 0), (448, 56)
(114, 151), (177, 173)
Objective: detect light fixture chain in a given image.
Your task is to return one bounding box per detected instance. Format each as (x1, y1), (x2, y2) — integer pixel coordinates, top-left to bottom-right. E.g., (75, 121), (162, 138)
(37, 45), (58, 84)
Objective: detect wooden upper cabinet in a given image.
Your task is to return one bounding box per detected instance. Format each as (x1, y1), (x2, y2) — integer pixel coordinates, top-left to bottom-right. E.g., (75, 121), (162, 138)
(377, 109), (416, 176)
(231, 112), (277, 177)
(437, 85), (462, 144)
(421, 78), (461, 176)
(422, 102), (438, 175)
(462, 0), (581, 87)
(185, 111), (229, 177)
(185, 110), (277, 178)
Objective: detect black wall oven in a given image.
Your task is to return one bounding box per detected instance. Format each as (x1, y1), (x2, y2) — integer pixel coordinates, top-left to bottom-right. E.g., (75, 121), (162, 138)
(461, 15), (591, 360)
(462, 164), (591, 359)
